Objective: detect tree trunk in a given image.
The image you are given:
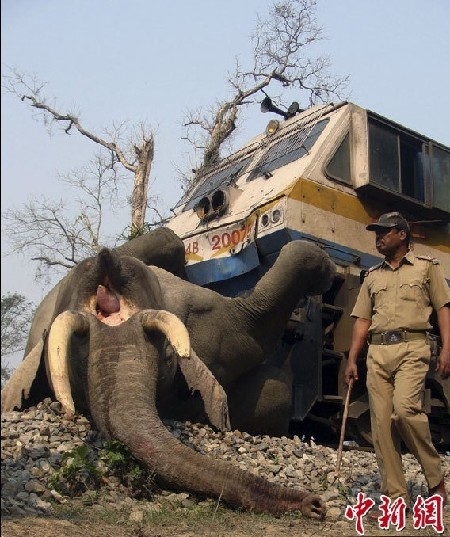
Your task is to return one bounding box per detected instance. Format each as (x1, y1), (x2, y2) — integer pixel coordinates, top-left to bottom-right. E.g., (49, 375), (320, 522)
(131, 138), (154, 229)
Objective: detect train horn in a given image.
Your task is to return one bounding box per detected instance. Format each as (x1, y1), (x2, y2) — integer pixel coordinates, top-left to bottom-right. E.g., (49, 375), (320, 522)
(260, 96), (287, 118)
(261, 96), (301, 119)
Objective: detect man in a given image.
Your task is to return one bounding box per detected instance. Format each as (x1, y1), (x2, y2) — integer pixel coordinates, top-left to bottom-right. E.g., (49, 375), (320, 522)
(345, 211), (449, 511)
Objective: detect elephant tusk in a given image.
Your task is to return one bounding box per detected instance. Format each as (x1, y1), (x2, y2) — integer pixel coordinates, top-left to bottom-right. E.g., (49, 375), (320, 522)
(47, 310), (90, 417)
(178, 348), (231, 432)
(141, 310), (190, 359)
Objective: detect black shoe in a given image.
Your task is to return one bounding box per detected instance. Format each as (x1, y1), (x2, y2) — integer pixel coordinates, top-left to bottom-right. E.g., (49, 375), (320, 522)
(429, 479), (448, 506)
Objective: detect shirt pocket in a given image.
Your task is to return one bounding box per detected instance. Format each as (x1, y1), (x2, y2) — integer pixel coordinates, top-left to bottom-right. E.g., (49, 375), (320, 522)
(399, 277), (427, 307)
(368, 279), (388, 308)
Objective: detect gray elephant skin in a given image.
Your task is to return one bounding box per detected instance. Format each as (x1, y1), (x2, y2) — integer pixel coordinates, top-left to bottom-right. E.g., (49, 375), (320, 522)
(2, 228), (336, 518)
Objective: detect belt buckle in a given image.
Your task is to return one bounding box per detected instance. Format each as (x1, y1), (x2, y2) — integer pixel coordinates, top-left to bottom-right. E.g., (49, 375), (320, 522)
(381, 331), (398, 345)
(381, 330), (404, 345)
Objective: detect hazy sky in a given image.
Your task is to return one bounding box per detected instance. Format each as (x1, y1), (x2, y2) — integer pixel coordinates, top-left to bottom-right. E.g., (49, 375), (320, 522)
(2, 0), (450, 365)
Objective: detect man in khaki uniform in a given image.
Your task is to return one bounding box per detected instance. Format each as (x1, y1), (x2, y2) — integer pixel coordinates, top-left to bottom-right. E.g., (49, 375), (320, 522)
(345, 212), (449, 510)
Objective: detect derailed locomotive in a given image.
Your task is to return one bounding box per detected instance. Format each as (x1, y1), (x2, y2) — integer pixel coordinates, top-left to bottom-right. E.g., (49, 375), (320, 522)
(167, 101), (450, 447)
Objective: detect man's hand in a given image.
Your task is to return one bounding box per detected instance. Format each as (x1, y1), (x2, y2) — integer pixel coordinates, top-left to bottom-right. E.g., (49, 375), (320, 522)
(345, 361), (359, 385)
(345, 318), (371, 385)
(436, 307), (450, 380)
(436, 347), (450, 380)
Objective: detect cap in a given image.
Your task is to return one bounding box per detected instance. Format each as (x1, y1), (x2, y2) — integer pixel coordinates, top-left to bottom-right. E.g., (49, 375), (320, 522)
(366, 212), (410, 232)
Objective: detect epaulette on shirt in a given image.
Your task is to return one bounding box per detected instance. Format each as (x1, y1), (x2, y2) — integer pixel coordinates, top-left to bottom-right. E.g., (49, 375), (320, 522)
(416, 255), (440, 265)
(368, 262), (383, 272)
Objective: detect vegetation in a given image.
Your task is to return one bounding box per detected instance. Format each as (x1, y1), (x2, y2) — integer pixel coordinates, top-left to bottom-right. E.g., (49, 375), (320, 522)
(48, 497), (310, 536)
(48, 444), (102, 496)
(100, 440), (156, 499)
(48, 440), (156, 500)
(1, 292), (33, 385)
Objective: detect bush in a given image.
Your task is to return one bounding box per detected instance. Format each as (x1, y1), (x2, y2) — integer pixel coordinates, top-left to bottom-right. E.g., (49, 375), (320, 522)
(100, 440), (156, 499)
(49, 444), (101, 496)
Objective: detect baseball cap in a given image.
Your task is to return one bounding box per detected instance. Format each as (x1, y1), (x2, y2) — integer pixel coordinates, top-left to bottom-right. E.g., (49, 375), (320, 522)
(366, 212), (410, 232)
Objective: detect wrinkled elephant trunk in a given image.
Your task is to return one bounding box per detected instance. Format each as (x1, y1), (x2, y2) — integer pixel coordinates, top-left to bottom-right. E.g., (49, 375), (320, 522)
(87, 317), (322, 517)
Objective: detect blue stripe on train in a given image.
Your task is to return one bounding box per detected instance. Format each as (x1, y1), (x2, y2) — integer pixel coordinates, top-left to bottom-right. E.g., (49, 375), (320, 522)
(186, 241), (260, 286)
(185, 228), (383, 289)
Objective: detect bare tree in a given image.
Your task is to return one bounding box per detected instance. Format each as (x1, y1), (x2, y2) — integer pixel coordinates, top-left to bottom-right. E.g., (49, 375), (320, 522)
(182, 0), (349, 185)
(2, 152), (126, 283)
(1, 293), (33, 385)
(3, 69), (155, 232)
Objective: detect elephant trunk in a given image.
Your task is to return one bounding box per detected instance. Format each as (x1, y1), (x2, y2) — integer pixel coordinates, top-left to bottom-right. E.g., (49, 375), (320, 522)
(107, 359), (318, 515)
(248, 241), (335, 312)
(86, 315), (322, 517)
(235, 241), (336, 338)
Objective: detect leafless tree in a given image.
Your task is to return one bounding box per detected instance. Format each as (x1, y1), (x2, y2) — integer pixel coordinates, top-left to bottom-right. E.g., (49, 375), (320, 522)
(3, 69), (155, 232)
(1, 292), (33, 385)
(182, 0), (349, 187)
(2, 152), (127, 283)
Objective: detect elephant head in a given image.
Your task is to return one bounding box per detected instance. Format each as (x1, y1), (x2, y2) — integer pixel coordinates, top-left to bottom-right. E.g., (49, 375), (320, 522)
(2, 231), (336, 518)
(1, 227), (187, 410)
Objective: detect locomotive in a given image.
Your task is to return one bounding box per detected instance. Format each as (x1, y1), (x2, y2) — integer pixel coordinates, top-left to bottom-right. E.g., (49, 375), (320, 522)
(167, 101), (450, 446)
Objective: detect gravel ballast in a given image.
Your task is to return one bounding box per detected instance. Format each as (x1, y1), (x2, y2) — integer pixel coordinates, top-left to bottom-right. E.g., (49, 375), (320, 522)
(2, 398), (449, 526)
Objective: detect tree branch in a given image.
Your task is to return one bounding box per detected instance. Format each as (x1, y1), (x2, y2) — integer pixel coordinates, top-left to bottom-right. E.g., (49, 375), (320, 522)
(182, 0), (349, 182)
(3, 68), (156, 229)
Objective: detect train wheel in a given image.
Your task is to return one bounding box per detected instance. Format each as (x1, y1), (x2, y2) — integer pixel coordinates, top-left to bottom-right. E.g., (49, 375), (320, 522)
(348, 411), (373, 447)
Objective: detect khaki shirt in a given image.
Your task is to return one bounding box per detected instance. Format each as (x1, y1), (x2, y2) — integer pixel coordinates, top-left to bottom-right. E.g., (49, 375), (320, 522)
(351, 250), (450, 333)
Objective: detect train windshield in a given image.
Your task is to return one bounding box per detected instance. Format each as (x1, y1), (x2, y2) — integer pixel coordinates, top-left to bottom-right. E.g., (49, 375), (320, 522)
(367, 115), (450, 212)
(246, 119), (329, 181)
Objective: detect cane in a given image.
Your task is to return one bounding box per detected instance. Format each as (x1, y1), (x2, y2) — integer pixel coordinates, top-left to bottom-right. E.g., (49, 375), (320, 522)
(336, 377), (354, 475)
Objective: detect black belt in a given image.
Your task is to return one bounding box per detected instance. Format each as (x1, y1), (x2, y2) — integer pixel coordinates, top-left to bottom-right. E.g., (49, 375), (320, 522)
(368, 330), (428, 345)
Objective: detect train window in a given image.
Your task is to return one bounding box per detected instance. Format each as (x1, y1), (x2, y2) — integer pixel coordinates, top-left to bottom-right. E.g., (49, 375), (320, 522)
(246, 118), (329, 181)
(367, 116), (450, 213)
(368, 120), (400, 193)
(400, 136), (425, 201)
(431, 146), (450, 212)
(325, 132), (351, 185)
(368, 116), (450, 212)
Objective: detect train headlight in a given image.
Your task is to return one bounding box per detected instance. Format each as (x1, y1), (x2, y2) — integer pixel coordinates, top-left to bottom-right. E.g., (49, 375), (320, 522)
(195, 189), (229, 222)
(211, 189), (228, 214)
(271, 208), (282, 223)
(195, 197), (211, 220)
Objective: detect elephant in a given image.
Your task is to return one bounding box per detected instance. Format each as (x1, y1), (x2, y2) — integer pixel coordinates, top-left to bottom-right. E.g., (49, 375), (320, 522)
(2, 228), (336, 518)
(1, 227), (187, 409)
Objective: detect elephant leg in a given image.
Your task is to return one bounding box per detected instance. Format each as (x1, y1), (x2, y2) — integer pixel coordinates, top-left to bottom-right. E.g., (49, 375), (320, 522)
(227, 364), (292, 436)
(1, 340), (45, 412)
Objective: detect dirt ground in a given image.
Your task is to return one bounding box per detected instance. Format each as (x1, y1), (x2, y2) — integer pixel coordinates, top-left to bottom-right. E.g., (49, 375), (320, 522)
(2, 508), (449, 537)
(1, 515), (316, 537)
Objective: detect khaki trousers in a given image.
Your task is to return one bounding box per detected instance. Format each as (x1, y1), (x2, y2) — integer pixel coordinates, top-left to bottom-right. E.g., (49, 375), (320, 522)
(366, 339), (443, 501)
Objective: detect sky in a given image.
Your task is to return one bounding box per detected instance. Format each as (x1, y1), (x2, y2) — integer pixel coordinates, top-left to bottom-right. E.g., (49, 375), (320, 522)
(2, 0), (450, 367)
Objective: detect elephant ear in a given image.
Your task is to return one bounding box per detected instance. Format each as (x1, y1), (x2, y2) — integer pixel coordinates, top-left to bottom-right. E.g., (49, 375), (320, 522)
(1, 339), (44, 412)
(178, 349), (231, 432)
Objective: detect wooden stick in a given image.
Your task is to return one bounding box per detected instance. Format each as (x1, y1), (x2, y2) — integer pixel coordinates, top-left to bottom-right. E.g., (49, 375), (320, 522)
(336, 377), (354, 475)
